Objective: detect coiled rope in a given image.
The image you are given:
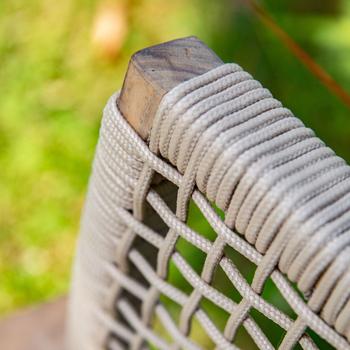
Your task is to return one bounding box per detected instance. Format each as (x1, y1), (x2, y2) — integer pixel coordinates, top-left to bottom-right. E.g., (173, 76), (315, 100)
(67, 63), (350, 350)
(150, 63), (350, 343)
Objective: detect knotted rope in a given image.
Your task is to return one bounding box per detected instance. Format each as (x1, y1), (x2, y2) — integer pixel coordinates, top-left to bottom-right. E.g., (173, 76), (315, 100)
(150, 63), (350, 344)
(67, 63), (350, 350)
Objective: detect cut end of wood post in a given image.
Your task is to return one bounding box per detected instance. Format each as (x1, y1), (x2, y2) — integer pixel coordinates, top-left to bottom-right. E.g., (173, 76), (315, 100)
(118, 36), (224, 140)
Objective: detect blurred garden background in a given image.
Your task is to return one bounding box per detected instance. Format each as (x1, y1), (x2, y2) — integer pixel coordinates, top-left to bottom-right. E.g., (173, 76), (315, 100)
(1, 0), (350, 345)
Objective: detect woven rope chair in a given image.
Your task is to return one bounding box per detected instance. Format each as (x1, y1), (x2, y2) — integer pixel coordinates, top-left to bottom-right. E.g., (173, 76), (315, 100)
(66, 37), (350, 350)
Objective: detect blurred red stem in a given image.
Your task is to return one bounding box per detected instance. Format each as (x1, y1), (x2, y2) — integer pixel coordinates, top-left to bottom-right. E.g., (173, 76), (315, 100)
(247, 0), (350, 108)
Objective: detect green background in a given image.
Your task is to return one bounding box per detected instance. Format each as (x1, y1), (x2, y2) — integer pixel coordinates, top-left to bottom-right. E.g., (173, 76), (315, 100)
(0, 0), (350, 348)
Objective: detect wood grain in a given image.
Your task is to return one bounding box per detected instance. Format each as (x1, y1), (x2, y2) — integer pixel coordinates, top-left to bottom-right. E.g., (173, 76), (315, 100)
(118, 36), (224, 140)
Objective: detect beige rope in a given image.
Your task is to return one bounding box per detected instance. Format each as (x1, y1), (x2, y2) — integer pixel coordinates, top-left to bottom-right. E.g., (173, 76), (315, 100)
(67, 63), (350, 350)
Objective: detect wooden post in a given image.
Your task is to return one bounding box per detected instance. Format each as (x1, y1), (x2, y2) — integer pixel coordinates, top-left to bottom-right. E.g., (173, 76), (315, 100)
(118, 36), (223, 140)
(0, 36), (223, 350)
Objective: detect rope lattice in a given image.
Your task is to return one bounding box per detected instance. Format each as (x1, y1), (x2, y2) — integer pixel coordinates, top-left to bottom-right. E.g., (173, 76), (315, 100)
(67, 64), (350, 350)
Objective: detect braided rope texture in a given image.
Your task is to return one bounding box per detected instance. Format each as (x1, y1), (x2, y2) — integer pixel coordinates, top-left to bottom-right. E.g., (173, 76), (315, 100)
(67, 63), (350, 350)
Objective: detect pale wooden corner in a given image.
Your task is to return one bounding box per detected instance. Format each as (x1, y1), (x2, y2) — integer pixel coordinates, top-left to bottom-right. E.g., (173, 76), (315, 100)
(117, 36), (224, 140)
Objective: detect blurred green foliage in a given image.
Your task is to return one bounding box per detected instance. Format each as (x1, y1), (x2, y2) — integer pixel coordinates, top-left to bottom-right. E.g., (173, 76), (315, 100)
(0, 0), (350, 347)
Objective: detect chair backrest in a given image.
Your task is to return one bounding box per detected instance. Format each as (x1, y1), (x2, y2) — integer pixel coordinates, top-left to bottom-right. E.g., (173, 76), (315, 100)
(66, 37), (350, 350)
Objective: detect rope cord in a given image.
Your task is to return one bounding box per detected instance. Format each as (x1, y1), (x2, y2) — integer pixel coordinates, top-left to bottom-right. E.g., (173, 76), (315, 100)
(67, 63), (350, 350)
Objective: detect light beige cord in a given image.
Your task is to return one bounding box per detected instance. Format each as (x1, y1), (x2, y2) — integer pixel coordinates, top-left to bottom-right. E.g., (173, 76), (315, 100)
(67, 63), (350, 350)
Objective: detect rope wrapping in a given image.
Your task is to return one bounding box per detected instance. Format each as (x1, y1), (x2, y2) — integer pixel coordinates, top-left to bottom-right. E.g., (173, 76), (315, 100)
(67, 63), (350, 350)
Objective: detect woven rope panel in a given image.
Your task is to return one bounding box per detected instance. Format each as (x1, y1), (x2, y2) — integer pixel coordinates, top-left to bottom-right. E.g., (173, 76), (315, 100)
(67, 64), (350, 350)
